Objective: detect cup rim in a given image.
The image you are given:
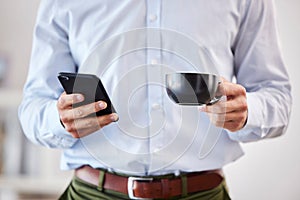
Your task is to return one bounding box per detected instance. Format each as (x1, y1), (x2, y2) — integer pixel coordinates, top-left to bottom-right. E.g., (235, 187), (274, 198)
(165, 72), (219, 77)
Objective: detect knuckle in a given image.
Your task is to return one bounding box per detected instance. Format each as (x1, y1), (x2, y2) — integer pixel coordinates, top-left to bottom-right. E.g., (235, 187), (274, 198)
(68, 128), (80, 138)
(230, 122), (241, 132)
(238, 84), (247, 96)
(65, 124), (76, 133)
(85, 119), (97, 128)
(240, 113), (248, 123)
(237, 116), (244, 124)
(60, 114), (69, 123)
(241, 103), (248, 111)
(70, 132), (80, 138)
(99, 117), (111, 127)
(84, 120), (92, 128)
(242, 98), (248, 109)
(227, 126), (236, 132)
(73, 109), (84, 118)
(57, 97), (65, 108)
(238, 98), (248, 111)
(65, 125), (73, 133)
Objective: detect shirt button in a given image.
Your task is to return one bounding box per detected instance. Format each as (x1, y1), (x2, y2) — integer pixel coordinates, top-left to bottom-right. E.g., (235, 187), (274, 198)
(153, 145), (163, 153)
(151, 103), (161, 110)
(153, 147), (160, 153)
(150, 59), (158, 65)
(149, 14), (157, 22)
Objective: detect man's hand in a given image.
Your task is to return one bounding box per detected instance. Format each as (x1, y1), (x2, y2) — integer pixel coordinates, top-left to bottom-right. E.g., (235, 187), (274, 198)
(200, 78), (248, 132)
(57, 92), (119, 138)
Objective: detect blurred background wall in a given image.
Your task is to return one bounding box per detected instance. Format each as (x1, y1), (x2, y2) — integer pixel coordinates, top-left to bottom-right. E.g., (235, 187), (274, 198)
(225, 0), (300, 199)
(0, 1), (72, 199)
(0, 0), (299, 199)
(0, 0), (39, 88)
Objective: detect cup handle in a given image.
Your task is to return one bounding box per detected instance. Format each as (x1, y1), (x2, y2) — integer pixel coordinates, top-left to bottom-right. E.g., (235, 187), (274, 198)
(207, 95), (222, 105)
(206, 80), (224, 105)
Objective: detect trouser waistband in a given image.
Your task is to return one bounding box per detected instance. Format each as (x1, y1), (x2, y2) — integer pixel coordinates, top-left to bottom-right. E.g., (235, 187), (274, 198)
(74, 165), (224, 199)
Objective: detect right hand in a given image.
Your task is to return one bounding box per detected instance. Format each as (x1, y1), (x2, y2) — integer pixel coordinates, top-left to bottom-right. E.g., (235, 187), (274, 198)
(57, 92), (119, 138)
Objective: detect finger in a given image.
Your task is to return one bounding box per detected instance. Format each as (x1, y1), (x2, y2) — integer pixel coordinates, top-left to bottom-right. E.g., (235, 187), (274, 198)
(65, 113), (119, 138)
(71, 101), (107, 119)
(223, 82), (246, 97)
(207, 110), (246, 125)
(60, 101), (107, 122)
(222, 121), (245, 132)
(206, 110), (247, 131)
(225, 96), (248, 113)
(204, 100), (227, 114)
(65, 116), (101, 138)
(205, 95), (247, 114)
(98, 113), (119, 126)
(57, 93), (84, 109)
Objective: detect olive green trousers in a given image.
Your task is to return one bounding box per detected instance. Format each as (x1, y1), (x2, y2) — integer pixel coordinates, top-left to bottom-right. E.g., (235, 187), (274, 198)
(59, 175), (231, 200)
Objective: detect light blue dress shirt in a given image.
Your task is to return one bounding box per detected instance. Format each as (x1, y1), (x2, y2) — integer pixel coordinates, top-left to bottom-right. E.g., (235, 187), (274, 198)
(19, 0), (291, 176)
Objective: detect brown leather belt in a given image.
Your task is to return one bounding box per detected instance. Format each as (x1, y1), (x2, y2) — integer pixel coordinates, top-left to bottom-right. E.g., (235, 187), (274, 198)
(75, 165), (223, 199)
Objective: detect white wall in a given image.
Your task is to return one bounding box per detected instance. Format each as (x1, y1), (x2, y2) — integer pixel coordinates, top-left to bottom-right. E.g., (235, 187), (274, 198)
(0, 0), (299, 199)
(224, 0), (300, 199)
(0, 0), (40, 88)
(0, 1), (72, 197)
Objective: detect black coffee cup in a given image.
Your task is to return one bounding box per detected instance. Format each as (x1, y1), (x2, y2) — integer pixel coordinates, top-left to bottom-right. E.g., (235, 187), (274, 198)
(165, 72), (221, 105)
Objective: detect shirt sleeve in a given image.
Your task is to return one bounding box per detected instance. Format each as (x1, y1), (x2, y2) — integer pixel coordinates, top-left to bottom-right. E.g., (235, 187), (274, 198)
(227, 0), (292, 142)
(18, 0), (78, 149)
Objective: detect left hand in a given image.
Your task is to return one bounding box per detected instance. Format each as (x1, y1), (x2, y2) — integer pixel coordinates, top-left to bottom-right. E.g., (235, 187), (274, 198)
(200, 78), (248, 132)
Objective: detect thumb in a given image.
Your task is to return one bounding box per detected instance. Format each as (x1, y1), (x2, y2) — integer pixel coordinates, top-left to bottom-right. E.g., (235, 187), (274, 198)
(220, 76), (228, 83)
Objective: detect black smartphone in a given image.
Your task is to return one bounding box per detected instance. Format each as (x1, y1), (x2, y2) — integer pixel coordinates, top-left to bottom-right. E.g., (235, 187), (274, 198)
(57, 72), (116, 117)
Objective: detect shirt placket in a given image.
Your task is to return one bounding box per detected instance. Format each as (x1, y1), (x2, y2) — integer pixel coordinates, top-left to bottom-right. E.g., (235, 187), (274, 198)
(146, 0), (165, 172)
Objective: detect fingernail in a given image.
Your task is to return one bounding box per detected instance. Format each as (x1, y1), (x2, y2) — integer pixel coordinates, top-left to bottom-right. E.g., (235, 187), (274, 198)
(99, 102), (107, 109)
(110, 114), (119, 122)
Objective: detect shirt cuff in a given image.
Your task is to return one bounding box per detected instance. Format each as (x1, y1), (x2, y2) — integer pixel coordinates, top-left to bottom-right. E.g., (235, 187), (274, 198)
(227, 92), (266, 142)
(43, 101), (78, 148)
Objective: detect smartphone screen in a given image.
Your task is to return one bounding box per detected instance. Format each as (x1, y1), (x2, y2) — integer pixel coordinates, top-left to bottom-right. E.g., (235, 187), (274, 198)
(57, 72), (116, 116)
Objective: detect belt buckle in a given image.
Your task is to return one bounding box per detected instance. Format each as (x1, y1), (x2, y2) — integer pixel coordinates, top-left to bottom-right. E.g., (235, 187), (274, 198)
(127, 176), (153, 199)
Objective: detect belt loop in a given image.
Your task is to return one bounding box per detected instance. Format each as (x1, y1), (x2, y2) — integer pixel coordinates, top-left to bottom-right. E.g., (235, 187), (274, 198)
(97, 170), (105, 191)
(162, 179), (170, 199)
(181, 175), (188, 197)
